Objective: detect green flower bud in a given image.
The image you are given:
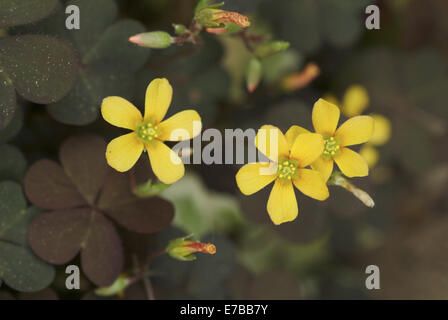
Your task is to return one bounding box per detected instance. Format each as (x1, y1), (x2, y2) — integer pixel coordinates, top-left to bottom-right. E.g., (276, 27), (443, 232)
(195, 9), (250, 29)
(133, 179), (170, 198)
(95, 275), (129, 297)
(167, 235), (216, 261)
(129, 31), (172, 49)
(255, 41), (290, 58)
(246, 57), (262, 93)
(173, 24), (187, 36)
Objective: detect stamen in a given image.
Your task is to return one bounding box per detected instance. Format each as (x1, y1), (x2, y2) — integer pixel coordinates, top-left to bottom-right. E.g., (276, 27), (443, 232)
(322, 136), (340, 159)
(136, 121), (161, 144)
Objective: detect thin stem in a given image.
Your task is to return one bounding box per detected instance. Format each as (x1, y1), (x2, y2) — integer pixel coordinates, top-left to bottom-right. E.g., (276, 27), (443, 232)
(329, 172), (375, 208)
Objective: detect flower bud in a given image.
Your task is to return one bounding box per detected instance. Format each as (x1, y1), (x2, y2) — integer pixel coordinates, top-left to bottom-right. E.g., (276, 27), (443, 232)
(95, 274), (129, 297)
(129, 31), (172, 49)
(195, 9), (250, 29)
(342, 84), (370, 117)
(281, 63), (320, 92)
(167, 235), (216, 261)
(369, 114), (391, 146)
(255, 41), (290, 58)
(133, 179), (170, 198)
(173, 24), (187, 36)
(246, 57), (262, 93)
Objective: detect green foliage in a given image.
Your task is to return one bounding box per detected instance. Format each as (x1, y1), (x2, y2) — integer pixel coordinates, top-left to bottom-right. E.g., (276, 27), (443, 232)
(0, 182), (55, 292)
(0, 0), (57, 28)
(16, 0), (150, 125)
(0, 144), (26, 183)
(0, 34), (78, 129)
(260, 0), (370, 53)
(162, 174), (245, 238)
(0, 104), (23, 145)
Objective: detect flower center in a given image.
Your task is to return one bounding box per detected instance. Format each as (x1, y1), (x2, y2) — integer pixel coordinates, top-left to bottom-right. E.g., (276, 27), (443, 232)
(277, 158), (299, 182)
(136, 121), (160, 144)
(322, 136), (340, 159)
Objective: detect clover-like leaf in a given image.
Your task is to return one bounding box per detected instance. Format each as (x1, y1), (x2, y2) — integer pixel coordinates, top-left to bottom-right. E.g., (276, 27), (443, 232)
(21, 0), (150, 125)
(260, 0), (370, 53)
(0, 144), (27, 183)
(0, 0), (58, 28)
(0, 181), (55, 292)
(98, 171), (175, 234)
(0, 35), (79, 128)
(0, 104), (23, 144)
(25, 134), (174, 286)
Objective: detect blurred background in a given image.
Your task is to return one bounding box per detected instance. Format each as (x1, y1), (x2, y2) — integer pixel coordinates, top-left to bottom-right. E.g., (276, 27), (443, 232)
(2, 0), (448, 300)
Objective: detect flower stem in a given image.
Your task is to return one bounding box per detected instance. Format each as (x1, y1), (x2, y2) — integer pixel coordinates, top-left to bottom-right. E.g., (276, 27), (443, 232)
(328, 171), (375, 208)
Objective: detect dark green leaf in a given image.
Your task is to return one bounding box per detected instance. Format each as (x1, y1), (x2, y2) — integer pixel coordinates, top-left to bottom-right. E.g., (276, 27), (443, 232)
(26, 0), (151, 125)
(81, 19), (151, 72)
(0, 181), (27, 245)
(0, 35), (79, 104)
(47, 68), (134, 125)
(0, 0), (58, 28)
(0, 243), (55, 292)
(0, 181), (55, 292)
(0, 103), (23, 144)
(0, 144), (26, 183)
(0, 71), (16, 129)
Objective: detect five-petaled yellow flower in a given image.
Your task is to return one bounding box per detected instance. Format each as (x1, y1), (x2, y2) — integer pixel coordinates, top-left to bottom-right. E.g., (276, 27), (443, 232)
(101, 78), (202, 184)
(290, 98), (374, 182)
(236, 125), (329, 225)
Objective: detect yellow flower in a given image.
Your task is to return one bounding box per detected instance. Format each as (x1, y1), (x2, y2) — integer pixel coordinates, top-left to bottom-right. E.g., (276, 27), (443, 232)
(360, 114), (392, 168)
(291, 99), (374, 182)
(101, 78), (202, 184)
(359, 145), (379, 168)
(324, 84), (370, 118)
(369, 114), (391, 146)
(236, 125), (329, 225)
(341, 84), (370, 117)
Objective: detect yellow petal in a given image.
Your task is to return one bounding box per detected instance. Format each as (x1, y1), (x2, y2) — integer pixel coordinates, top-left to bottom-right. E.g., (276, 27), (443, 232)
(312, 98), (340, 136)
(236, 162), (277, 195)
(255, 125), (289, 162)
(106, 132), (144, 172)
(285, 125), (310, 149)
(158, 110), (202, 141)
(101, 97), (142, 130)
(267, 180), (298, 225)
(147, 140), (185, 184)
(144, 78), (173, 123)
(293, 169), (329, 201)
(341, 84), (369, 117)
(369, 114), (391, 146)
(334, 147), (369, 178)
(311, 156), (334, 182)
(322, 93), (340, 107)
(359, 145), (379, 168)
(290, 133), (324, 168)
(335, 115), (374, 146)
